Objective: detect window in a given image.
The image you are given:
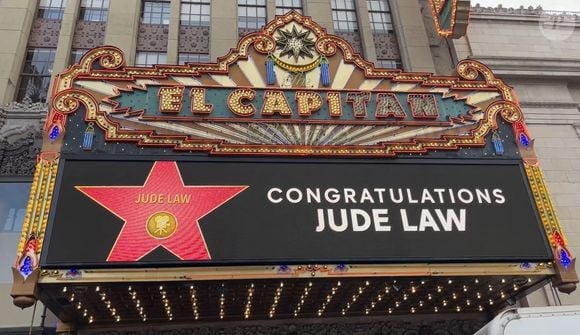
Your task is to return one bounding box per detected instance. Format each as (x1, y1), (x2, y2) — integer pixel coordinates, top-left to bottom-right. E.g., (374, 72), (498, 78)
(367, 0), (393, 32)
(38, 0), (67, 20)
(70, 49), (90, 65)
(142, 1), (171, 25)
(276, 0), (302, 15)
(238, 0), (266, 29)
(80, 0), (109, 22)
(180, 0), (211, 26)
(0, 183), (31, 233)
(178, 53), (210, 64)
(376, 59), (401, 69)
(331, 0), (358, 32)
(136, 52), (167, 66)
(17, 48), (56, 103)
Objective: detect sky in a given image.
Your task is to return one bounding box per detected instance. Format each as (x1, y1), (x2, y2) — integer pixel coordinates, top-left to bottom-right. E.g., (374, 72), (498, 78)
(474, 0), (580, 12)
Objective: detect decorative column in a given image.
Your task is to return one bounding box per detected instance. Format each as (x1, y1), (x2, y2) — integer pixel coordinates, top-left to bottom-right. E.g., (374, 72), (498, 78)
(355, 0), (377, 62)
(104, 0), (140, 65)
(50, 0), (81, 94)
(390, 0), (436, 72)
(167, 0), (180, 64)
(210, 0), (238, 61)
(0, 0), (37, 104)
(304, 0), (334, 34)
(267, 0), (277, 21)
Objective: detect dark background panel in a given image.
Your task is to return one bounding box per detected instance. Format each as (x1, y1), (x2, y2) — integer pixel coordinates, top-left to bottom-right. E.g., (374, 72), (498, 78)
(41, 158), (552, 267)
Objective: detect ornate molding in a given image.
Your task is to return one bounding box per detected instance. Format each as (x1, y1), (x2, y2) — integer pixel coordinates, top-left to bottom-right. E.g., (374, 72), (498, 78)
(0, 134), (41, 177)
(524, 162), (579, 292)
(47, 11), (528, 158)
(471, 4), (580, 20)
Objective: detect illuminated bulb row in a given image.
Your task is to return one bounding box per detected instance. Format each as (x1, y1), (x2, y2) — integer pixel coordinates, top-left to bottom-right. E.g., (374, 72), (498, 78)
(365, 283), (390, 315)
(159, 286), (173, 321)
(219, 291), (225, 320)
(293, 282), (312, 317)
(74, 291), (94, 325)
(190, 286), (199, 320)
(99, 291), (120, 322)
(342, 281), (369, 316)
(317, 281), (341, 317)
(269, 282), (284, 318)
(244, 283), (254, 319)
(128, 286), (146, 322)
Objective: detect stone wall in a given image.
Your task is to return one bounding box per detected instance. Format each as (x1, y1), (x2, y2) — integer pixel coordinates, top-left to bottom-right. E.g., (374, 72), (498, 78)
(455, 6), (580, 305)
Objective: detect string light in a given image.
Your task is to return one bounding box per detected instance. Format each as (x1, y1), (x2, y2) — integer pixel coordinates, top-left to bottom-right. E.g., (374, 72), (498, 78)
(294, 283), (311, 317)
(269, 282), (284, 318)
(161, 288), (173, 321)
(129, 286), (147, 322)
(318, 281), (341, 317)
(342, 283), (367, 316)
(244, 283), (254, 319)
(191, 285), (199, 320)
(219, 291), (225, 320)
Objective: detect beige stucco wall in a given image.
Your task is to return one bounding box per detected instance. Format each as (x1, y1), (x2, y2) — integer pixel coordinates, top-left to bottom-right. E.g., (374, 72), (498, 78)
(0, 0), (37, 105)
(457, 9), (580, 306)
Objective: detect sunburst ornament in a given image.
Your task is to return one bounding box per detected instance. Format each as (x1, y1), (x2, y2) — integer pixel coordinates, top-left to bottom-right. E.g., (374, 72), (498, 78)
(276, 25), (315, 62)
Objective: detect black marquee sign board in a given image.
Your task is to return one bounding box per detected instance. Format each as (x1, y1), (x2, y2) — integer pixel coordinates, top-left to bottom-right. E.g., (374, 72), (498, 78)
(41, 157), (552, 268)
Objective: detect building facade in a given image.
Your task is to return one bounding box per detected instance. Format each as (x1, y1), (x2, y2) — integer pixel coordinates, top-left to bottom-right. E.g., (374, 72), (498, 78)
(0, 0), (579, 334)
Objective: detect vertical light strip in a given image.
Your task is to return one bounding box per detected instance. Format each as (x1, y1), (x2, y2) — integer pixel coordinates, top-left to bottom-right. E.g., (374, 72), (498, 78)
(341, 280), (369, 315)
(128, 285), (147, 322)
(269, 282), (284, 318)
(190, 285), (200, 320)
(293, 282), (312, 317)
(243, 283), (254, 319)
(160, 285), (173, 321)
(317, 281), (341, 317)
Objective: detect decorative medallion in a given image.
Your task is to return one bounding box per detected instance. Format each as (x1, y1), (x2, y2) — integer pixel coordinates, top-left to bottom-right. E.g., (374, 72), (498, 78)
(276, 25), (316, 61)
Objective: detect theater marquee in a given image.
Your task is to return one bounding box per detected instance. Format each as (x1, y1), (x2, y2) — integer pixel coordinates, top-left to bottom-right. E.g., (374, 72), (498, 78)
(11, 10), (578, 325)
(42, 158), (551, 266)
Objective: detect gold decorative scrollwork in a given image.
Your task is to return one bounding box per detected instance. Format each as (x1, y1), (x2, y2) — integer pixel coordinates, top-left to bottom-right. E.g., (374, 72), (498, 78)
(315, 37), (338, 56)
(252, 34), (277, 54)
(52, 89), (99, 120)
(457, 60), (515, 102)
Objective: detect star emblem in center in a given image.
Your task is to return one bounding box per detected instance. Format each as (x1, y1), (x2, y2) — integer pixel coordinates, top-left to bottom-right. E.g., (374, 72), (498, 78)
(276, 25), (315, 62)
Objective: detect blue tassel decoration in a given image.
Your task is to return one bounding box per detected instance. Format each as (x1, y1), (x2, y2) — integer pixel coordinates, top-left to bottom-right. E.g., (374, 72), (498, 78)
(320, 56), (330, 87)
(82, 122), (95, 151)
(519, 133), (530, 148)
(266, 55), (276, 85)
(49, 125), (60, 143)
(19, 256), (33, 278)
(492, 131), (504, 155)
(560, 248), (571, 268)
